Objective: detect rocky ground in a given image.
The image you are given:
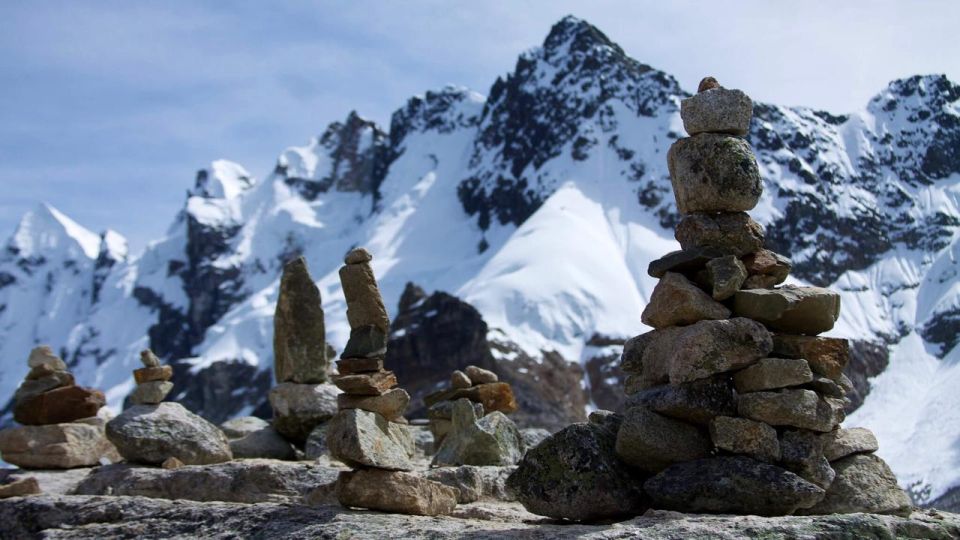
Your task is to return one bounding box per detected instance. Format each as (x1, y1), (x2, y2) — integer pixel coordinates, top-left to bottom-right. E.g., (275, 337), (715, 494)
(2, 460), (960, 539)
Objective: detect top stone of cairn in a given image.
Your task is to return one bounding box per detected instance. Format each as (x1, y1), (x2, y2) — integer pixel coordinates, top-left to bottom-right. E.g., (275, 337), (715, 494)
(681, 76), (753, 137)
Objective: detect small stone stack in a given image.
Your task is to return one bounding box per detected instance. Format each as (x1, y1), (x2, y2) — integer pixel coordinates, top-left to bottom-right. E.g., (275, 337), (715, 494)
(424, 365), (518, 449)
(328, 248), (457, 516)
(129, 350), (173, 405)
(268, 256), (338, 444)
(612, 77), (910, 517)
(0, 346), (117, 469)
(106, 351), (232, 466)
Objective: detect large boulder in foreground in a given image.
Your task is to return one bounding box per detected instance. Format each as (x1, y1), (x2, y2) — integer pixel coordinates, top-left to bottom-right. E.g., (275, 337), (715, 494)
(336, 469), (458, 516)
(644, 456), (825, 516)
(0, 423), (119, 469)
(801, 454), (912, 516)
(105, 403), (232, 466)
(622, 318), (772, 389)
(507, 421), (646, 522)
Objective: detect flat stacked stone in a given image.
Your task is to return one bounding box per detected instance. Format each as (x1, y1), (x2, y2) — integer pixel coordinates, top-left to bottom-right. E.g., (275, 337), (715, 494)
(106, 351), (232, 466)
(423, 364), (518, 452)
(269, 257), (338, 444)
(327, 248), (457, 516)
(614, 77), (908, 518)
(0, 346), (118, 469)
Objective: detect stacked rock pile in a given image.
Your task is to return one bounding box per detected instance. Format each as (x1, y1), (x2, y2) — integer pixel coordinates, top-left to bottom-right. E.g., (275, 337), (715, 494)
(0, 346), (118, 469)
(268, 256), (338, 445)
(327, 248), (458, 516)
(424, 365), (518, 449)
(426, 366), (524, 467)
(508, 77), (910, 522)
(618, 77), (911, 517)
(106, 351), (232, 466)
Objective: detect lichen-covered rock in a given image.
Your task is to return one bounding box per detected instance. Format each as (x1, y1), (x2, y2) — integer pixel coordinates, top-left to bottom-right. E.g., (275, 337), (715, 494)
(733, 357), (814, 393)
(801, 454), (912, 516)
(772, 334), (850, 380)
(339, 259), (391, 334)
(709, 416), (780, 462)
(738, 389), (844, 433)
(733, 286), (841, 335)
(432, 399), (524, 467)
(780, 429), (835, 489)
(341, 325), (388, 359)
(268, 382), (339, 443)
(644, 456), (825, 516)
(273, 256), (328, 384)
(325, 409), (414, 471)
(640, 272), (730, 329)
(336, 469), (458, 516)
(0, 423), (119, 469)
(621, 318), (772, 389)
(615, 407), (711, 473)
(667, 133), (762, 214)
(508, 422), (646, 522)
(823, 427), (880, 462)
(105, 403), (232, 466)
(681, 87), (753, 136)
(626, 377), (736, 425)
(676, 212), (764, 256)
(706, 255), (747, 301)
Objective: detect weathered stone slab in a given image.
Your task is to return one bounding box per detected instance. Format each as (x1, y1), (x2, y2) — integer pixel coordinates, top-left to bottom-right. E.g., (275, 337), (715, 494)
(621, 318), (772, 388)
(772, 334), (849, 380)
(337, 388), (409, 421)
(647, 248), (723, 279)
(14, 386), (106, 426)
(336, 469), (458, 516)
(738, 389), (844, 432)
(644, 456), (825, 516)
(823, 427), (880, 462)
(0, 423), (118, 469)
(332, 370), (397, 395)
(274, 256), (328, 384)
(219, 416), (270, 439)
(336, 357), (383, 374)
(641, 272), (730, 329)
(709, 416), (780, 462)
(668, 133), (762, 214)
(733, 357), (814, 393)
(676, 212), (764, 256)
(615, 407), (711, 473)
(133, 366), (173, 384)
(733, 286), (841, 335)
(626, 377), (736, 425)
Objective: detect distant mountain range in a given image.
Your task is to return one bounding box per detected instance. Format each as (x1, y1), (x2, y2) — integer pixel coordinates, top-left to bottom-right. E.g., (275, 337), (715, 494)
(1, 16), (958, 506)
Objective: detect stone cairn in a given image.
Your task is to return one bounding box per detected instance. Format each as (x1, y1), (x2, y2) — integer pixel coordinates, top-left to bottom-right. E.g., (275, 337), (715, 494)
(0, 346), (117, 470)
(268, 256), (338, 446)
(106, 350), (232, 466)
(423, 366), (524, 466)
(509, 77), (911, 522)
(327, 248), (458, 516)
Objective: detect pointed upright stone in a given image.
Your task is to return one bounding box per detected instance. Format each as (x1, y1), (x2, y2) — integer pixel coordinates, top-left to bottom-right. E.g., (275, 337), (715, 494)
(339, 248), (391, 337)
(274, 256), (328, 384)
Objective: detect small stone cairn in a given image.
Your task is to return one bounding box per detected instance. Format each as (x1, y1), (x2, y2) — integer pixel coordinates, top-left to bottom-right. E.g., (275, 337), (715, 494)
(327, 248), (457, 516)
(423, 366), (524, 466)
(106, 350), (232, 466)
(268, 256), (338, 444)
(0, 346), (117, 469)
(509, 77), (911, 522)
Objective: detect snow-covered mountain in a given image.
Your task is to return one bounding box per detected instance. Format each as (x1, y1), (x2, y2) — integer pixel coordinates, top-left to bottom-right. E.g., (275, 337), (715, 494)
(1, 16), (958, 504)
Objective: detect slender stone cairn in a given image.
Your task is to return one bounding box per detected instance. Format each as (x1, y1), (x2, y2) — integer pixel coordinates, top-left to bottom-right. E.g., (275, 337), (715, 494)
(614, 77), (911, 517)
(328, 248), (457, 516)
(0, 346), (118, 469)
(106, 350), (232, 465)
(268, 256), (338, 444)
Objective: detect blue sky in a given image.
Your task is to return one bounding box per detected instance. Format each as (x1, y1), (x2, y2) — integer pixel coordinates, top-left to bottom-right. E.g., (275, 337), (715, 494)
(2, 0), (958, 252)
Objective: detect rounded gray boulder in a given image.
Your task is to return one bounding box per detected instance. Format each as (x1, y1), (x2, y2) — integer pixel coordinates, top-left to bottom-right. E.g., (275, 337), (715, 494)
(106, 402), (232, 465)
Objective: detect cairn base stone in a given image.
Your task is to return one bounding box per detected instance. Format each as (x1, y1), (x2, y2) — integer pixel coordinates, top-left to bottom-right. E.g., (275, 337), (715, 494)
(105, 403), (233, 466)
(325, 409), (414, 471)
(0, 423), (119, 469)
(644, 456), (825, 516)
(738, 389), (844, 433)
(336, 469), (457, 516)
(615, 407), (711, 473)
(800, 454), (912, 516)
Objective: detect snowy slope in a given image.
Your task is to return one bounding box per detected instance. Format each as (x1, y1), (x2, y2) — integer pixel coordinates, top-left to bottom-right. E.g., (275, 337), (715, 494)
(1, 16), (958, 500)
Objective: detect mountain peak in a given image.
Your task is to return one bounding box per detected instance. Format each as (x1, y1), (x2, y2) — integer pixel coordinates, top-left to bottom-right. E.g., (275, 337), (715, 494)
(190, 160), (255, 200)
(6, 203), (101, 261)
(542, 15), (620, 59)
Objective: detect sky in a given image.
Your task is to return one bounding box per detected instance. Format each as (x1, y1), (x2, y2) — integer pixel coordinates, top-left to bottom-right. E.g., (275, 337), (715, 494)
(1, 0), (958, 253)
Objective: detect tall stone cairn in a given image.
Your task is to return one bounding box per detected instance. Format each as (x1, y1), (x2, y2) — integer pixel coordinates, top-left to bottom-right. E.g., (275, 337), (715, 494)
(328, 248), (458, 516)
(615, 77), (912, 517)
(0, 346), (118, 469)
